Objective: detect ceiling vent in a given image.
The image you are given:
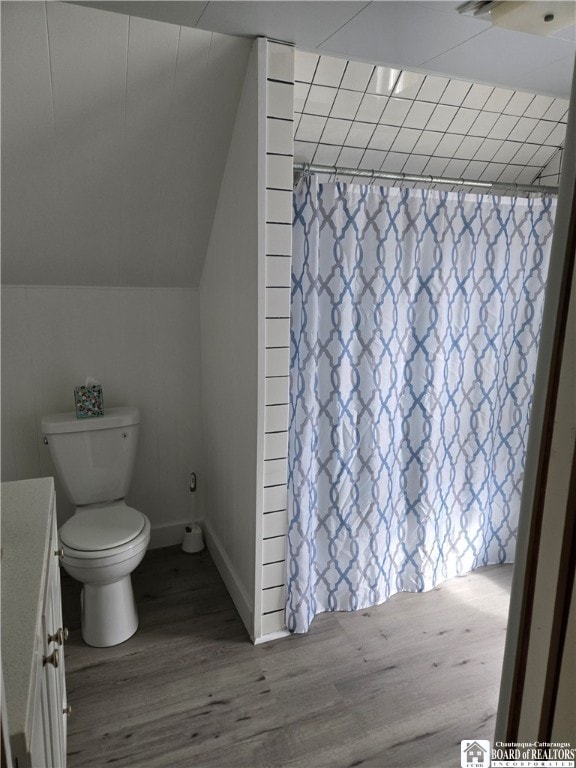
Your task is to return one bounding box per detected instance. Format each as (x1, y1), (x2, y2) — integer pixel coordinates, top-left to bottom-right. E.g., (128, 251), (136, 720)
(457, 1), (576, 37)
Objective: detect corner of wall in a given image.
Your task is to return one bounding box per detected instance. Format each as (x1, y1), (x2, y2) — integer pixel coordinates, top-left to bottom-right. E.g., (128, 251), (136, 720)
(199, 39), (261, 639)
(198, 37), (295, 644)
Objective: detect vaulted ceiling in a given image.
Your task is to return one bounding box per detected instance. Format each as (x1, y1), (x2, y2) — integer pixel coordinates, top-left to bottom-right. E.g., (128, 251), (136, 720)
(79, 1), (576, 98)
(1, 2), (252, 287)
(2, 1), (574, 288)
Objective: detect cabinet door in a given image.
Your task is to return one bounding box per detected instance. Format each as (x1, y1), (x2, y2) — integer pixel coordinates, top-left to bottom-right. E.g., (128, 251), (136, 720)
(51, 511), (67, 762)
(42, 510), (67, 768)
(53, 562), (68, 762)
(2, 478), (67, 768)
(23, 621), (52, 768)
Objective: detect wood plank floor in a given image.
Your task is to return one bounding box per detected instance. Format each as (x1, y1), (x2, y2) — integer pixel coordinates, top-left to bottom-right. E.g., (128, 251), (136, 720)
(61, 546), (512, 768)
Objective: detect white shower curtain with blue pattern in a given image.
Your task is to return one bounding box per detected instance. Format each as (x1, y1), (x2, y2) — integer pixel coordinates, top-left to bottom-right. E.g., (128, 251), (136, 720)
(286, 177), (555, 634)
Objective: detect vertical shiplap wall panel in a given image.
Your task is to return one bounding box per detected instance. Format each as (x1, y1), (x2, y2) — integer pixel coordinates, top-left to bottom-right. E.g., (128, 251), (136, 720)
(46, 2), (128, 285)
(259, 40), (294, 640)
(153, 26), (212, 287)
(120, 16), (180, 286)
(1, 3), (252, 289)
(1, 3), (53, 151)
(0, 2), (62, 284)
(0, 289), (42, 483)
(175, 32), (253, 287)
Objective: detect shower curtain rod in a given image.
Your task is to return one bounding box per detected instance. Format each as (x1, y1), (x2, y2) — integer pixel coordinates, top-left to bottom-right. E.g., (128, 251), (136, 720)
(293, 162), (559, 196)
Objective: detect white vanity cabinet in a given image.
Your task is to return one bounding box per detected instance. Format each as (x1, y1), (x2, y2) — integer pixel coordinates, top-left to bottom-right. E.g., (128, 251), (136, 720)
(1, 478), (69, 768)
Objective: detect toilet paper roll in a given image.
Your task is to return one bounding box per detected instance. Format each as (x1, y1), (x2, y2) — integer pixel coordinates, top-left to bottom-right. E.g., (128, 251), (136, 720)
(182, 523), (204, 553)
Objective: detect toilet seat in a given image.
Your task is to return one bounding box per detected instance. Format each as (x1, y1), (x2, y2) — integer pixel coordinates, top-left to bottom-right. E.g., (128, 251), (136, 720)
(60, 503), (148, 558)
(58, 506), (150, 647)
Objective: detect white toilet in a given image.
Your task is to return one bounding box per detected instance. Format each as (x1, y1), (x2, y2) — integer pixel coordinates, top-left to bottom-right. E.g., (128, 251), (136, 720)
(41, 406), (150, 647)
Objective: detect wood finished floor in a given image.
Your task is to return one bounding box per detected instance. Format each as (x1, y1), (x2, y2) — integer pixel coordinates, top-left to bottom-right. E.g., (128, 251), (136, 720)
(62, 546), (512, 768)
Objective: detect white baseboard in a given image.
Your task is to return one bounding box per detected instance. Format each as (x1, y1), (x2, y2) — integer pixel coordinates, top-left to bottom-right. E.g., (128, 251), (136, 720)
(148, 520), (190, 550)
(202, 520), (254, 640)
(253, 629), (290, 645)
(149, 520), (288, 647)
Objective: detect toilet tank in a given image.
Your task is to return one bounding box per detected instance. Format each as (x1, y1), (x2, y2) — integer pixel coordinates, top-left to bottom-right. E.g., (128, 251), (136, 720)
(41, 407), (140, 506)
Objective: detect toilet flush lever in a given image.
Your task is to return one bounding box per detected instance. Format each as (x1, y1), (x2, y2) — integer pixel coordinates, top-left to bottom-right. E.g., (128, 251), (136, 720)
(43, 437), (48, 445)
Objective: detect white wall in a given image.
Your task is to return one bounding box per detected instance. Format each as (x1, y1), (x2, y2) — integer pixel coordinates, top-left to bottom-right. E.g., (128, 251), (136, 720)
(199, 39), (296, 643)
(1, 1), (251, 288)
(518, 254), (576, 737)
(496, 58), (576, 740)
(1, 3), (254, 549)
(200, 41), (261, 636)
(1, 285), (202, 547)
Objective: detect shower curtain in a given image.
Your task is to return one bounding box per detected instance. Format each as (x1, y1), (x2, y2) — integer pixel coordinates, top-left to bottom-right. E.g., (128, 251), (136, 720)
(286, 176), (555, 634)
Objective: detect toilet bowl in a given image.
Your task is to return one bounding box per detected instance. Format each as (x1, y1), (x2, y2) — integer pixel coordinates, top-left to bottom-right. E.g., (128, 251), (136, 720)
(59, 502), (150, 646)
(42, 406), (150, 647)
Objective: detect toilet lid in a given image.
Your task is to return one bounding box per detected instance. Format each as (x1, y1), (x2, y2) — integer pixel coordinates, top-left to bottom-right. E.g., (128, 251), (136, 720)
(59, 504), (146, 551)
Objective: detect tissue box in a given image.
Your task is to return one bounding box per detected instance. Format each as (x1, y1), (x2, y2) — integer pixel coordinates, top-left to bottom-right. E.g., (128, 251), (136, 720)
(74, 385), (104, 419)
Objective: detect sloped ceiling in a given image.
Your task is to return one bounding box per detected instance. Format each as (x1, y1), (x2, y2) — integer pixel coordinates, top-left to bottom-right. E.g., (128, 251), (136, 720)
(2, 1), (573, 288)
(1, 1), (252, 287)
(77, 0), (576, 98)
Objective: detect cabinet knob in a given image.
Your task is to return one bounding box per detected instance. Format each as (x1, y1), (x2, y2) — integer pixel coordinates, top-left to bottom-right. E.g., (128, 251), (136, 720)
(43, 649), (59, 668)
(63, 705), (72, 717)
(48, 627), (69, 645)
(54, 547), (64, 558)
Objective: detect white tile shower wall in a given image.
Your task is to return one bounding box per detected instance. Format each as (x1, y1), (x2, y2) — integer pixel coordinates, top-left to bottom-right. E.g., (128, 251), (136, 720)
(0, 285), (202, 547)
(260, 40), (294, 639)
(536, 147), (564, 188)
(293, 50), (568, 192)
